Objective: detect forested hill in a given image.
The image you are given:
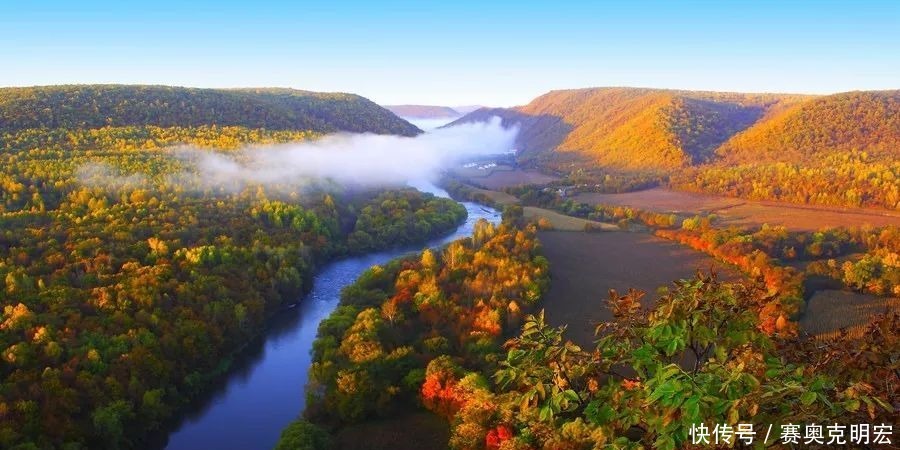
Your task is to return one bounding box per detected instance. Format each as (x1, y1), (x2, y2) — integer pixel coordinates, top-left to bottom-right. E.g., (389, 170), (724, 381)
(715, 90), (900, 163)
(449, 87), (810, 170)
(450, 88), (900, 209)
(382, 104), (460, 119)
(0, 85), (421, 136)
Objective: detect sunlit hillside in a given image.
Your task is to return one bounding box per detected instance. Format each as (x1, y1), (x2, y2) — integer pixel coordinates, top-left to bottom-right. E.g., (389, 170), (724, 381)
(452, 88), (900, 209)
(716, 90), (900, 163)
(451, 87), (809, 170)
(0, 85), (420, 136)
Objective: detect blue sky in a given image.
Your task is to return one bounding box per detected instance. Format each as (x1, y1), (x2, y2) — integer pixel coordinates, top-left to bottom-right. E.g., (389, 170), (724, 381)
(2, 1), (898, 106)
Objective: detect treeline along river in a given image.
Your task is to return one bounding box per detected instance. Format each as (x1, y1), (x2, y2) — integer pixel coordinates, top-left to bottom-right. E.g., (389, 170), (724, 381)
(158, 182), (500, 450)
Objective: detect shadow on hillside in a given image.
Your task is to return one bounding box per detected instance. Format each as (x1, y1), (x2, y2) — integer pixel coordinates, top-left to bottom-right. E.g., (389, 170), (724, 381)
(680, 98), (767, 163)
(444, 108), (574, 159)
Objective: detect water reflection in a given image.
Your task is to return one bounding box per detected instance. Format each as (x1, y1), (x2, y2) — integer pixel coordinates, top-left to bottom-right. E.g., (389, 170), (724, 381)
(158, 183), (499, 450)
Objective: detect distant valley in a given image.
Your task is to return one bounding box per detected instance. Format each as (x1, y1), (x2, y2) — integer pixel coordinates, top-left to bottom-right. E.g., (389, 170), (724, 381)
(382, 104), (462, 119)
(449, 87), (899, 210)
(1, 84), (896, 450)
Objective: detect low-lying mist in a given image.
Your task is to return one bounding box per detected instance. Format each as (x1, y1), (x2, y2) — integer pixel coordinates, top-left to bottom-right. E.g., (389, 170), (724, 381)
(189, 116), (515, 188)
(76, 117), (516, 193)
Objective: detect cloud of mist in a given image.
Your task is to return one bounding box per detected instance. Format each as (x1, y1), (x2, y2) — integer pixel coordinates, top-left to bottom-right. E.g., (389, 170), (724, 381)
(402, 117), (459, 131)
(74, 117), (517, 193)
(77, 163), (148, 189)
(183, 116), (517, 188)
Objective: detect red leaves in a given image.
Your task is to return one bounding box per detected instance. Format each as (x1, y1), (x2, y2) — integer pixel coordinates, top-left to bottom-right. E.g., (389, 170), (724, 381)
(654, 227), (804, 335)
(485, 424), (514, 449)
(420, 371), (466, 419)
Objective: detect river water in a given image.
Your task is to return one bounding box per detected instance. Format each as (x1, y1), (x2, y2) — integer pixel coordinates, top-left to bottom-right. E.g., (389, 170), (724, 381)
(160, 182), (500, 450)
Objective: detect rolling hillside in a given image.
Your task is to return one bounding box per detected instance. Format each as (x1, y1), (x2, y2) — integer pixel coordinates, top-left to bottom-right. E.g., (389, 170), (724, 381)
(450, 87), (808, 170)
(715, 90), (900, 163)
(0, 85), (420, 136)
(674, 90), (900, 209)
(450, 87), (900, 209)
(382, 104), (460, 119)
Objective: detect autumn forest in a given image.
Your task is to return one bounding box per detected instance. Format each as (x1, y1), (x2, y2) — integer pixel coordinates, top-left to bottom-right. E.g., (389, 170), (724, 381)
(0, 80), (897, 450)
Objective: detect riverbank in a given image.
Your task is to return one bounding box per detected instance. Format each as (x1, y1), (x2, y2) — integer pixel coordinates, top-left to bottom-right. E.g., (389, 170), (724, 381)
(441, 177), (899, 338)
(157, 186), (501, 450)
(289, 203), (544, 450)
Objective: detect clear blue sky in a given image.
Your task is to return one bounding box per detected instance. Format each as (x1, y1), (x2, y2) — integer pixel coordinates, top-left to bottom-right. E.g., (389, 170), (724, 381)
(2, 0), (898, 106)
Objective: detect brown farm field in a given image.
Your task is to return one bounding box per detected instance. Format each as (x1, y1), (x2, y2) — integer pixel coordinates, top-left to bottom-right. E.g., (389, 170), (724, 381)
(452, 166), (559, 189)
(461, 184), (521, 206)
(800, 290), (900, 339)
(524, 206), (618, 231)
(462, 182), (898, 341)
(537, 230), (739, 346)
(448, 181), (617, 230)
(574, 188), (900, 231)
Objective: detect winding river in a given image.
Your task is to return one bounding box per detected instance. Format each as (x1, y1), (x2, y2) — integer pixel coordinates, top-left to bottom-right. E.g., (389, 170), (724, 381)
(159, 182), (500, 450)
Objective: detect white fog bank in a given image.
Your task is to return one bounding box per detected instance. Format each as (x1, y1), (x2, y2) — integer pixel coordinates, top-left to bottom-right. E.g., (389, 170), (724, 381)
(187, 116), (515, 187)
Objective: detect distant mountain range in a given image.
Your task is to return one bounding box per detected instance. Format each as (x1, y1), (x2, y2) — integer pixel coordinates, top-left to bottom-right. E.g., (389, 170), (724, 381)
(381, 104), (488, 119)
(451, 105), (485, 115)
(3, 85), (895, 209)
(382, 104), (462, 119)
(0, 85), (421, 136)
(449, 87), (899, 171)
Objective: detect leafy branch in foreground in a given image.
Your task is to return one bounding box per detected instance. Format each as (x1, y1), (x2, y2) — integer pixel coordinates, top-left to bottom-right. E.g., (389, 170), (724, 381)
(429, 274), (895, 449)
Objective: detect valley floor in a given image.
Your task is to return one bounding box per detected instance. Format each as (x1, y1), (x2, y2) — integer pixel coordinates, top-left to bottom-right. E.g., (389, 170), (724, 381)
(574, 187), (900, 231)
(801, 290), (900, 339)
(450, 166), (559, 189)
(537, 230), (900, 343)
(446, 175), (899, 342)
(536, 230), (738, 346)
(450, 167), (900, 231)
